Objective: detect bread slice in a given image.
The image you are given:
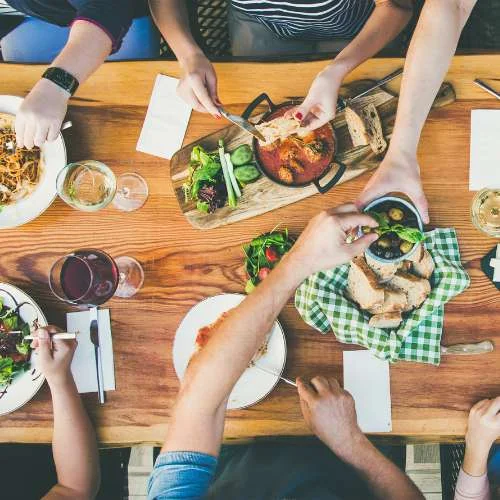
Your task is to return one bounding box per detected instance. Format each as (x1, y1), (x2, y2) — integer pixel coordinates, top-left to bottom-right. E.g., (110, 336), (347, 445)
(367, 289), (408, 314)
(369, 312), (403, 329)
(406, 244), (424, 264)
(365, 253), (400, 281)
(345, 103), (387, 154)
(411, 249), (435, 280)
(346, 256), (384, 310)
(388, 271), (431, 311)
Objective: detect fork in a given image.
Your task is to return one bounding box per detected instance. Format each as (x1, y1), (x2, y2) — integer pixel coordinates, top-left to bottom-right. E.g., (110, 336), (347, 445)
(5, 120), (72, 152)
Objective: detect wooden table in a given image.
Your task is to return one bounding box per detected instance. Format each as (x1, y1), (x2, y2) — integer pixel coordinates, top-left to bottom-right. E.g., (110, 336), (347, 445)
(0, 56), (499, 446)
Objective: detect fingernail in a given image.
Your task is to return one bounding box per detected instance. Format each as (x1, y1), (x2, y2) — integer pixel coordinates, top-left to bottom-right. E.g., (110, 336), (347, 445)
(295, 112), (303, 120)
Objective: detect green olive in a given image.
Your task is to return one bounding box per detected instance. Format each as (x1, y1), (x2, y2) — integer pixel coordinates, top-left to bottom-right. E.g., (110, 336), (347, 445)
(388, 207), (404, 221)
(361, 226), (372, 234)
(377, 238), (391, 249)
(400, 241), (414, 254)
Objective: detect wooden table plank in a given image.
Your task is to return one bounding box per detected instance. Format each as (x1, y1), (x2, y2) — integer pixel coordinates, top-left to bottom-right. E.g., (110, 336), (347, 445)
(0, 56), (499, 445)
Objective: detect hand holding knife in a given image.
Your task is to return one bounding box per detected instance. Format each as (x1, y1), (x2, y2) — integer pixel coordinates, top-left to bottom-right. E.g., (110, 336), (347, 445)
(89, 307), (105, 404)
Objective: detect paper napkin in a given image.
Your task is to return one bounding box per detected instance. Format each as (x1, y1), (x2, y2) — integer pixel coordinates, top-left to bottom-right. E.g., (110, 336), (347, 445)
(343, 350), (392, 432)
(469, 109), (500, 191)
(67, 309), (116, 394)
(136, 74), (192, 159)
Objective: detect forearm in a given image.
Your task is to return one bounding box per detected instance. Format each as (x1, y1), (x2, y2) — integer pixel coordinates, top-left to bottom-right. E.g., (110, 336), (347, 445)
(149, 0), (202, 63)
(50, 378), (100, 497)
(327, 3), (412, 80)
(335, 435), (424, 500)
(389, 0), (476, 156)
(49, 20), (112, 84)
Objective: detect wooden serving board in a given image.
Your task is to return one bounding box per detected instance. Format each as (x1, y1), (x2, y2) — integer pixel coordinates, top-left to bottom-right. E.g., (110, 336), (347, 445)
(171, 80), (455, 230)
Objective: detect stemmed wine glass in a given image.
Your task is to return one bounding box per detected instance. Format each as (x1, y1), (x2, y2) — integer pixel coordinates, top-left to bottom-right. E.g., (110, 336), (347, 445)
(49, 249), (144, 306)
(56, 160), (149, 212)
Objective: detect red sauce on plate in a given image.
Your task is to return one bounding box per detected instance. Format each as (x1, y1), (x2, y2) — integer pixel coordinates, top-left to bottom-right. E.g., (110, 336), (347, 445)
(255, 105), (335, 186)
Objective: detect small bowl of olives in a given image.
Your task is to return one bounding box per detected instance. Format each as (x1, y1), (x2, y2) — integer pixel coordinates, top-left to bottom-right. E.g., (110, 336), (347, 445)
(360, 196), (425, 263)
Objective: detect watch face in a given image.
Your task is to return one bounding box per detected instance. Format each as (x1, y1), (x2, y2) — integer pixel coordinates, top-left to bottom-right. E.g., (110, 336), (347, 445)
(43, 68), (78, 95)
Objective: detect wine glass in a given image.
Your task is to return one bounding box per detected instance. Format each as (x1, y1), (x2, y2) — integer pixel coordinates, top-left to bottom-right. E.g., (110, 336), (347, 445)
(49, 249), (145, 306)
(471, 188), (500, 238)
(56, 160), (149, 212)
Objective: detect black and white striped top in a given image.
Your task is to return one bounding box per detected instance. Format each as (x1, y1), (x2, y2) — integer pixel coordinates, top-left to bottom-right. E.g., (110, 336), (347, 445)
(0, 0), (21, 15)
(232, 0), (378, 40)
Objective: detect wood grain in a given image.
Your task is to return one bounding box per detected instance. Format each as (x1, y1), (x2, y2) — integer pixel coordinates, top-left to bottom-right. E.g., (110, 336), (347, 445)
(0, 56), (498, 445)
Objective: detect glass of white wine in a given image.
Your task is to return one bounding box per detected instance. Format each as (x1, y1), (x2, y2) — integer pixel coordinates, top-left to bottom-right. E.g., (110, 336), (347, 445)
(471, 188), (500, 238)
(56, 160), (149, 212)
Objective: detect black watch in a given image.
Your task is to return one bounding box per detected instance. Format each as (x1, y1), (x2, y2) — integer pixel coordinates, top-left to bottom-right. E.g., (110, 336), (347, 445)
(42, 67), (79, 96)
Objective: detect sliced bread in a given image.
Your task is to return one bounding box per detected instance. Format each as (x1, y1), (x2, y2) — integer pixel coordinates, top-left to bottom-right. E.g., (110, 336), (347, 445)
(346, 256), (384, 310)
(369, 311), (403, 329)
(411, 249), (435, 280)
(367, 289), (408, 314)
(345, 103), (387, 154)
(389, 271), (431, 310)
(365, 253), (400, 281)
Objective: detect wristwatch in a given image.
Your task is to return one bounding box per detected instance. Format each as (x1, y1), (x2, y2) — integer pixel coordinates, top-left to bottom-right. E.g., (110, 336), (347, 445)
(42, 67), (79, 96)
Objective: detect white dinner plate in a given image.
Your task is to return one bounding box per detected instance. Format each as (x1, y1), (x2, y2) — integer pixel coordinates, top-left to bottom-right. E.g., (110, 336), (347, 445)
(173, 293), (287, 410)
(0, 283), (48, 416)
(0, 95), (67, 228)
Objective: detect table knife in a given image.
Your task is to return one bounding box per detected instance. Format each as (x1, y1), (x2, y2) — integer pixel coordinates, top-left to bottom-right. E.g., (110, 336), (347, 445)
(440, 340), (494, 355)
(252, 363), (297, 387)
(89, 307), (105, 404)
(473, 79), (500, 100)
(217, 107), (266, 142)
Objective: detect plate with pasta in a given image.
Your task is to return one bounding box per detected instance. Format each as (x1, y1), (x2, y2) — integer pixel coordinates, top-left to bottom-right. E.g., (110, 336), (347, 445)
(0, 95), (67, 228)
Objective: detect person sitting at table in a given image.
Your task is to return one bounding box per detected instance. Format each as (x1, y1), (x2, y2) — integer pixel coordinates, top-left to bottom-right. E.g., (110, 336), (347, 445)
(148, 204), (424, 500)
(28, 326), (100, 499)
(150, 0), (414, 122)
(0, 0), (160, 150)
(454, 397), (500, 500)
(357, 0), (478, 224)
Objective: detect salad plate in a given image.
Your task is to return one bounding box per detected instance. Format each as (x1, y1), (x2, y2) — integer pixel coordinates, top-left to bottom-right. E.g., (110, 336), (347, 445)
(0, 283), (47, 416)
(173, 293), (287, 410)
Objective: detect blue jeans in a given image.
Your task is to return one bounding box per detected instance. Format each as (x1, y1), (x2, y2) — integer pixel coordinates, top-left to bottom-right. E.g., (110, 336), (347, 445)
(0, 15), (159, 62)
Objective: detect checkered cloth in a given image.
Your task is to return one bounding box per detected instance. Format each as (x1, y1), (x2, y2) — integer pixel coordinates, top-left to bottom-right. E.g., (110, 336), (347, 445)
(295, 229), (470, 365)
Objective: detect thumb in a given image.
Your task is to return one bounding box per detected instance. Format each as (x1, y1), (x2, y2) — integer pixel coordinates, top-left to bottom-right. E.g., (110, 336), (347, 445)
(411, 193), (430, 225)
(347, 233), (378, 257)
(36, 328), (52, 365)
(292, 88), (320, 122)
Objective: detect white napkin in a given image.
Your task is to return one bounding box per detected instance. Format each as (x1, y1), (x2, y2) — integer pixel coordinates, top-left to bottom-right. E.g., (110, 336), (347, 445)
(343, 350), (392, 432)
(67, 309), (116, 394)
(136, 74), (192, 160)
(469, 110), (500, 191)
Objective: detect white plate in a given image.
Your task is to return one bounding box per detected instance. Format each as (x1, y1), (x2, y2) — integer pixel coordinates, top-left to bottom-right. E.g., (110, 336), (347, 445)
(173, 293), (287, 410)
(0, 283), (47, 416)
(0, 95), (67, 228)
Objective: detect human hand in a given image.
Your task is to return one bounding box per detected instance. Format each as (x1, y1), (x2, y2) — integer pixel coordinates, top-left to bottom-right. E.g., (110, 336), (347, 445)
(357, 150), (430, 224)
(297, 376), (369, 461)
(177, 52), (221, 117)
(31, 326), (76, 387)
(15, 78), (69, 149)
(285, 64), (343, 130)
(463, 398), (500, 476)
(288, 203), (378, 278)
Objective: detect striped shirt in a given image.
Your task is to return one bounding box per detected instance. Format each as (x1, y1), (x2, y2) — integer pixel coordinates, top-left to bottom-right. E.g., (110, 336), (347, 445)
(0, 0), (21, 15)
(232, 0), (379, 40)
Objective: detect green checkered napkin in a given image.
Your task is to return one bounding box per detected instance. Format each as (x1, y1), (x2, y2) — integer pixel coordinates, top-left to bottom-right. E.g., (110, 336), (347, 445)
(295, 229), (470, 365)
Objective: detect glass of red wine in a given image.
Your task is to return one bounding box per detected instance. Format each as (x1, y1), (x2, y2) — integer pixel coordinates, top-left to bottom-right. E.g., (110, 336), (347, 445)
(49, 249), (144, 306)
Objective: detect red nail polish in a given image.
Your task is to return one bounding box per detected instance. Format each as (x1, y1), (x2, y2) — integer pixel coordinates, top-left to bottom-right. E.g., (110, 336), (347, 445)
(295, 112), (303, 120)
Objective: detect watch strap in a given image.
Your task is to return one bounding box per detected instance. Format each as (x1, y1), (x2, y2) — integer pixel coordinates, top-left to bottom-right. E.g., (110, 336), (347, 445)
(42, 67), (79, 96)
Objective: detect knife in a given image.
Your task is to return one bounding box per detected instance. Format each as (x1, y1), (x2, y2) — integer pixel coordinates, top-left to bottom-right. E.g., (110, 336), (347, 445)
(89, 307), (105, 404)
(217, 106), (266, 142)
(473, 79), (500, 100)
(440, 340), (494, 355)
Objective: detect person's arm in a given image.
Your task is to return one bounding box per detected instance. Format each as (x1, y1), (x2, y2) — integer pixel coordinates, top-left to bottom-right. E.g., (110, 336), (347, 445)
(290, 1), (413, 129)
(149, 0), (221, 116)
(358, 0), (478, 223)
(31, 327), (100, 500)
(297, 376), (424, 500)
(454, 398), (500, 500)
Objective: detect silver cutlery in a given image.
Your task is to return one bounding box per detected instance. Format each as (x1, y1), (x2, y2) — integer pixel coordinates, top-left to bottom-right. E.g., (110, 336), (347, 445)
(89, 307), (105, 404)
(217, 107), (266, 142)
(440, 340), (494, 355)
(473, 79), (500, 100)
(252, 362), (297, 387)
(5, 120), (73, 153)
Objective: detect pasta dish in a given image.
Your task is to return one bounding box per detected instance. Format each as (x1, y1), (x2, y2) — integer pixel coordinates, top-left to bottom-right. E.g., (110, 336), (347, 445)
(0, 113), (42, 205)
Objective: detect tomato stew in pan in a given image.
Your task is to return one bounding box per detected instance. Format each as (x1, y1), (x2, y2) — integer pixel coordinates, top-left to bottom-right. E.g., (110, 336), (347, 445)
(242, 93), (346, 194)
